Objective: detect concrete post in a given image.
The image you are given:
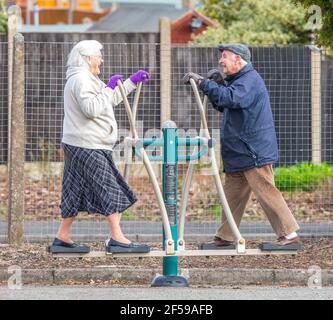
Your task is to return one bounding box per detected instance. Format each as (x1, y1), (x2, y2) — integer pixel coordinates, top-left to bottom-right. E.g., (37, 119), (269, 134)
(159, 17), (171, 127)
(7, 6), (19, 168)
(26, 0), (33, 25)
(8, 33), (25, 245)
(159, 17), (172, 179)
(310, 46), (322, 164)
(68, 0), (77, 24)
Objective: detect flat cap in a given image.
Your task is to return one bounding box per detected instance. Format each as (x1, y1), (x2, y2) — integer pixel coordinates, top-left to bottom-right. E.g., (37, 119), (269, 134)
(218, 43), (251, 63)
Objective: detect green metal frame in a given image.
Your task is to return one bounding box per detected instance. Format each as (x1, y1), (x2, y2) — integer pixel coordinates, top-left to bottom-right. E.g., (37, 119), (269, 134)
(137, 123), (207, 279)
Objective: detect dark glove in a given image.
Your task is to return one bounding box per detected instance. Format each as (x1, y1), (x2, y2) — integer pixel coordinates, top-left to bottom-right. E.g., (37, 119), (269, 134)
(107, 74), (124, 90)
(183, 72), (204, 85)
(207, 69), (225, 85)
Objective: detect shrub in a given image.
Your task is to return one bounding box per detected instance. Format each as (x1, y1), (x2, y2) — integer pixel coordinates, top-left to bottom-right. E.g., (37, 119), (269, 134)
(274, 162), (333, 192)
(0, 1), (7, 33)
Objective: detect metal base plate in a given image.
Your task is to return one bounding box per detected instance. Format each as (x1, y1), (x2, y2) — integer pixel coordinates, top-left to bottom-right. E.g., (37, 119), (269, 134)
(151, 275), (189, 287)
(50, 248), (299, 258)
(259, 242), (303, 251)
(47, 245), (90, 254)
(199, 242), (236, 250)
(105, 245), (150, 253)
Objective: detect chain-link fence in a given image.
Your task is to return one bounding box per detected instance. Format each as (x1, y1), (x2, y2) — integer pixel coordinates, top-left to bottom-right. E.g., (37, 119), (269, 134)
(172, 45), (332, 240)
(22, 41), (163, 241)
(0, 41), (8, 241)
(0, 39), (332, 244)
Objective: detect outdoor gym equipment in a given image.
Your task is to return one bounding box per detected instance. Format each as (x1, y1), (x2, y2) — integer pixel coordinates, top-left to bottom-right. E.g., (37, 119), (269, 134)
(50, 77), (302, 287)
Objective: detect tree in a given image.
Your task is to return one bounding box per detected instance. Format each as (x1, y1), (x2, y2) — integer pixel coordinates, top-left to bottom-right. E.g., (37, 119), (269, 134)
(192, 0), (310, 46)
(0, 0), (7, 33)
(292, 0), (333, 48)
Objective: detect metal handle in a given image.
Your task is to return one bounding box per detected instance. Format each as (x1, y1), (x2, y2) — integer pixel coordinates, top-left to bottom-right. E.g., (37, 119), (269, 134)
(117, 80), (174, 254)
(123, 82), (143, 182)
(178, 79), (245, 253)
(178, 96), (208, 250)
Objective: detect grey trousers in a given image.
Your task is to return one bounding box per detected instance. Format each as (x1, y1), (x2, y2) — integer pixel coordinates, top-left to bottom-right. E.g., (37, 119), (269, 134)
(216, 164), (299, 241)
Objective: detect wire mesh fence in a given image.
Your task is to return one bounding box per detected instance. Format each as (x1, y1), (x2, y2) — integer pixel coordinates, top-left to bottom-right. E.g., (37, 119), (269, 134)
(0, 40), (332, 244)
(171, 45), (332, 240)
(0, 41), (8, 240)
(21, 41), (163, 241)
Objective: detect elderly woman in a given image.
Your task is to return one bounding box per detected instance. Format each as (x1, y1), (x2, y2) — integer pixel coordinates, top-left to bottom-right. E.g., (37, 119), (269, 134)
(49, 40), (150, 253)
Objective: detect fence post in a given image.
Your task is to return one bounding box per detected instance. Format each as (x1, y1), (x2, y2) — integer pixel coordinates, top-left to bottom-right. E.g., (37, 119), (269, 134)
(7, 6), (19, 169)
(160, 17), (171, 127)
(8, 33), (25, 245)
(159, 17), (172, 179)
(310, 46), (322, 164)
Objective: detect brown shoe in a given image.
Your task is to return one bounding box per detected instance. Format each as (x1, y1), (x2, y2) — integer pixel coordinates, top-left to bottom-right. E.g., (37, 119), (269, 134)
(275, 236), (301, 246)
(199, 236), (235, 250)
(213, 236), (234, 247)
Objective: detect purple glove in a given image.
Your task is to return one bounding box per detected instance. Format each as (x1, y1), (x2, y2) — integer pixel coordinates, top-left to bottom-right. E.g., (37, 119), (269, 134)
(107, 74), (124, 90)
(130, 70), (150, 84)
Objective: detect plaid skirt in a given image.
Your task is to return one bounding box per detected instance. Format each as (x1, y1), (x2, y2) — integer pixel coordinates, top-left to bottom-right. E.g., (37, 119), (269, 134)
(60, 143), (137, 218)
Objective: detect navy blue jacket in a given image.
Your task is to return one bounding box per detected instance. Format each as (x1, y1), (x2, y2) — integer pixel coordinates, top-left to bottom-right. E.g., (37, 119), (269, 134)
(199, 64), (278, 173)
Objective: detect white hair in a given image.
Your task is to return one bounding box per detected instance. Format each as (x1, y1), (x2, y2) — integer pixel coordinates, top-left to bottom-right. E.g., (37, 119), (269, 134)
(230, 52), (248, 67)
(67, 40), (103, 69)
(239, 57), (248, 67)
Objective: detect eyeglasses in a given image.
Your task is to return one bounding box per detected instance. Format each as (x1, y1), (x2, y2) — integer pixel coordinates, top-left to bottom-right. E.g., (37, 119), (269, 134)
(82, 54), (103, 60)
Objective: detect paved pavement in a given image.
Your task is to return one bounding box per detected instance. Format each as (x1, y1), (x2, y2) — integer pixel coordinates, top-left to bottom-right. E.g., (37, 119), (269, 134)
(1, 285), (332, 300)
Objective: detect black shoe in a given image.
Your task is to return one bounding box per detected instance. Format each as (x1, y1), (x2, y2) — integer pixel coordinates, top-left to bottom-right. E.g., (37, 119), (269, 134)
(105, 238), (150, 253)
(47, 238), (90, 253)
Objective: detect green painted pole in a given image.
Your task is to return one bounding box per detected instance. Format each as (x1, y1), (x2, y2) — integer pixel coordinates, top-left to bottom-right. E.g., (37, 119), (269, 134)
(162, 122), (178, 276)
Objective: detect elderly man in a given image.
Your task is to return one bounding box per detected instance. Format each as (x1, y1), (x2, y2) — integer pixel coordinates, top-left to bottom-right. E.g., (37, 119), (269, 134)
(184, 43), (300, 247)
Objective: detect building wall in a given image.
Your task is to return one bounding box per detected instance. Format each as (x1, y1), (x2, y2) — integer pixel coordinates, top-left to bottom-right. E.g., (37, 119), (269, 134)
(16, 1), (94, 10)
(20, 8), (109, 25)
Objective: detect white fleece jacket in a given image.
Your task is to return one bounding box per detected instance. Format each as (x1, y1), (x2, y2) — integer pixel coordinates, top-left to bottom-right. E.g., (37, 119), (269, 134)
(62, 67), (136, 150)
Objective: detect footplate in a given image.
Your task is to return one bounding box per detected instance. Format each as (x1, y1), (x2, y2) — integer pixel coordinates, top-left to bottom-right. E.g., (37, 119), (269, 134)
(199, 242), (236, 250)
(47, 245), (90, 254)
(106, 245), (150, 254)
(259, 242), (303, 251)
